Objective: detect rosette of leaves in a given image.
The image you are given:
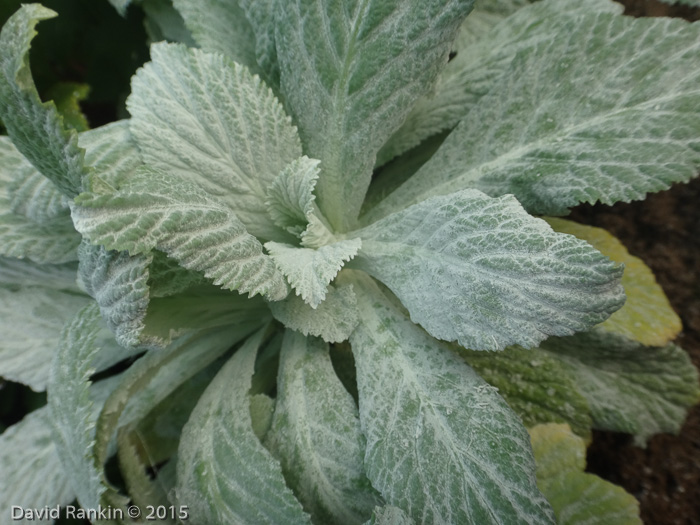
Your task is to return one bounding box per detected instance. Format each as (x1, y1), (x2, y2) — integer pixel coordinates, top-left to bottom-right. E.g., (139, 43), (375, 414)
(1, 0), (699, 524)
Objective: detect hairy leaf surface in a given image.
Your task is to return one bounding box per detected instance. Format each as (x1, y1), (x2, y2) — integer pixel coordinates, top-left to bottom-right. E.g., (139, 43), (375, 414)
(541, 330), (700, 444)
(177, 329), (311, 524)
(0, 5), (86, 197)
(266, 156), (321, 237)
(276, 0), (475, 230)
(266, 239), (361, 308)
(370, 11), (700, 219)
(128, 42), (301, 242)
(72, 167), (288, 300)
(349, 273), (555, 524)
(265, 331), (381, 524)
(351, 190), (624, 350)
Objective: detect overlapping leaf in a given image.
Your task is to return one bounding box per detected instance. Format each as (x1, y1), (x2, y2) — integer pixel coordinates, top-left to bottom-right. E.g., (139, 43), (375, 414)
(276, 0), (475, 230)
(72, 166), (288, 300)
(127, 42), (301, 242)
(541, 329), (700, 444)
(349, 273), (555, 524)
(351, 189), (624, 350)
(369, 10), (700, 220)
(265, 331), (381, 524)
(177, 329), (311, 524)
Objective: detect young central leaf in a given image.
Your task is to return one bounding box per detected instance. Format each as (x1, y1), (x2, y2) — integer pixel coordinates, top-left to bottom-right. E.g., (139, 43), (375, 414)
(127, 42), (302, 243)
(351, 189), (625, 351)
(276, 0), (476, 231)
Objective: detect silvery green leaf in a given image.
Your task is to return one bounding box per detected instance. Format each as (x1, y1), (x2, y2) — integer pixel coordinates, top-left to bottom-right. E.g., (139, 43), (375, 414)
(266, 239), (361, 308)
(72, 166), (288, 300)
(0, 286), (90, 391)
(351, 189), (624, 351)
(128, 42), (301, 241)
(365, 506), (415, 525)
(48, 304), (117, 510)
(250, 393), (276, 441)
(276, 0), (475, 231)
(0, 207), (80, 263)
(78, 242), (153, 349)
(93, 325), (254, 480)
(266, 156), (321, 237)
(0, 407), (75, 524)
(0, 257), (79, 292)
(540, 329), (700, 445)
(459, 345), (592, 438)
(177, 329), (312, 525)
(270, 282), (360, 344)
(0, 5), (86, 197)
(78, 120), (143, 193)
(371, 12), (700, 219)
(171, 0), (258, 72)
(238, 0), (279, 87)
(265, 331), (381, 524)
(349, 273), (555, 524)
(371, 0), (624, 181)
(148, 252), (208, 298)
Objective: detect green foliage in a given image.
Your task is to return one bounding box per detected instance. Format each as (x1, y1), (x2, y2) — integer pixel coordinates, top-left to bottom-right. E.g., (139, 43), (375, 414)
(1, 0), (699, 523)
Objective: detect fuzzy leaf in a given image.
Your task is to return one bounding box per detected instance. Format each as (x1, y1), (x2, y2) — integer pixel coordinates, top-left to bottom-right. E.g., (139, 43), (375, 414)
(177, 329), (312, 525)
(276, 0), (475, 230)
(0, 4), (86, 197)
(46, 82), (90, 132)
(142, 0), (196, 47)
(78, 242), (153, 349)
(0, 208), (80, 263)
(541, 330), (700, 444)
(48, 304), (117, 510)
(266, 156), (321, 237)
(269, 282), (360, 343)
(0, 286), (90, 391)
(0, 257), (79, 292)
(459, 346), (592, 438)
(351, 189), (624, 351)
(72, 166), (288, 300)
(266, 238), (361, 308)
(365, 506), (415, 525)
(546, 218), (682, 346)
(238, 0), (279, 86)
(0, 407), (75, 524)
(375, 0), (622, 167)
(530, 424), (642, 525)
(171, 0), (258, 72)
(371, 11), (700, 219)
(265, 331), (381, 524)
(128, 42), (301, 242)
(349, 272), (555, 524)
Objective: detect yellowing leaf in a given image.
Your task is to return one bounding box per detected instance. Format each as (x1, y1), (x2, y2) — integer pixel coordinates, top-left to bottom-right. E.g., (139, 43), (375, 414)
(546, 217), (681, 346)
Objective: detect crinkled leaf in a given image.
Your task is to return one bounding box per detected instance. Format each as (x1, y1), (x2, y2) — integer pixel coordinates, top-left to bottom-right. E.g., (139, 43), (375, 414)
(0, 286), (90, 391)
(459, 345), (592, 438)
(0, 257), (79, 292)
(266, 156), (321, 237)
(540, 330), (700, 445)
(276, 0), (475, 230)
(351, 189), (624, 351)
(147, 252), (208, 298)
(72, 166), (288, 300)
(238, 0), (279, 87)
(270, 282), (360, 344)
(0, 208), (80, 263)
(546, 217), (682, 346)
(79, 120), (142, 193)
(78, 242), (153, 349)
(0, 407), (75, 524)
(266, 238), (361, 308)
(530, 424), (642, 525)
(48, 304), (118, 510)
(370, 11), (700, 219)
(365, 506), (415, 525)
(349, 272), (555, 524)
(171, 0), (258, 72)
(265, 331), (381, 524)
(0, 4), (86, 197)
(177, 329), (312, 524)
(128, 42), (301, 241)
